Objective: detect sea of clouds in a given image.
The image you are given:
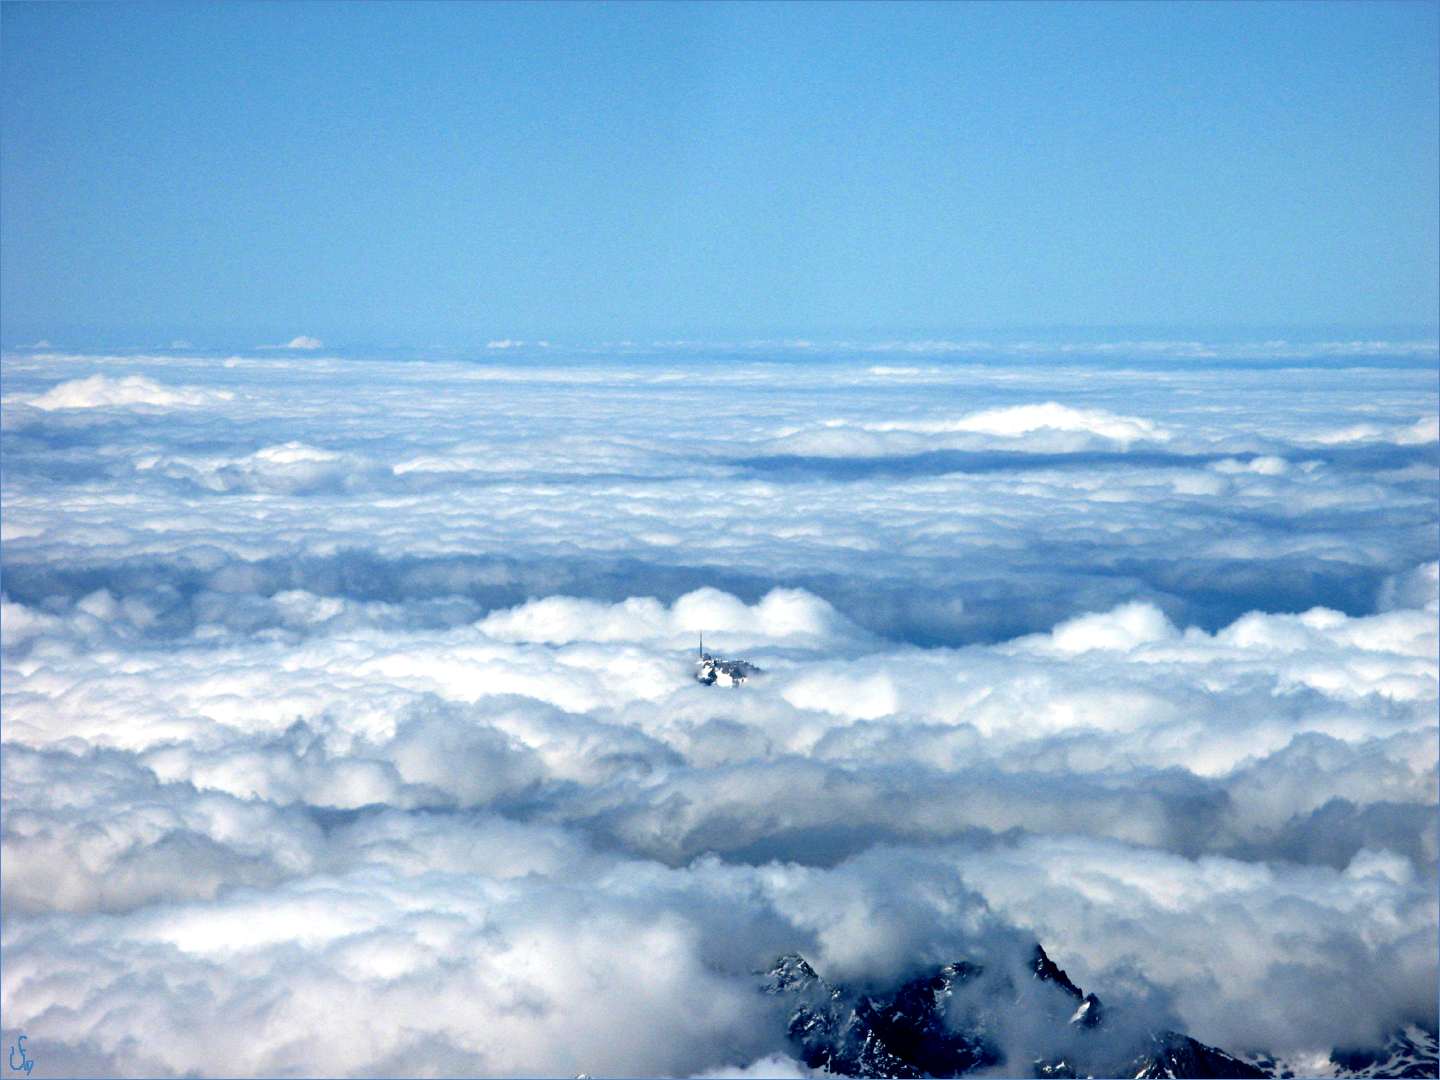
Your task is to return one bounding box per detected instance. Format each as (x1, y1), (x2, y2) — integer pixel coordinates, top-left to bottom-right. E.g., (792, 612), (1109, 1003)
(1, 340), (1436, 1076)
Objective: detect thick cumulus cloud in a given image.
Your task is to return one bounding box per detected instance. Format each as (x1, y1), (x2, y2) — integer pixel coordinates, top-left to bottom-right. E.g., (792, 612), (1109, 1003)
(764, 402), (1175, 457)
(17, 373), (234, 411)
(1, 342), (1436, 1076)
(135, 441), (390, 495)
(477, 587), (871, 652)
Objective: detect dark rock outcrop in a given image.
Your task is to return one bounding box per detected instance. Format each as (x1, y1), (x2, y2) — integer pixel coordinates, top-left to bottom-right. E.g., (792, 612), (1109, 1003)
(760, 944), (1266, 1079)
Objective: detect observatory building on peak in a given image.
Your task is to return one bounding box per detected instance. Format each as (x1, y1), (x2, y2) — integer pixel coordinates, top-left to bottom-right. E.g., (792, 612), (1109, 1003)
(694, 635), (762, 687)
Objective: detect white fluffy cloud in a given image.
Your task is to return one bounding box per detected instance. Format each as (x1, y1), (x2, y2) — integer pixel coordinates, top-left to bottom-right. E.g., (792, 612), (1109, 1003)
(134, 441), (386, 495)
(0, 341), (1435, 1076)
(1310, 414), (1440, 446)
(20, 374), (232, 410)
(478, 587), (869, 651)
(865, 402), (1171, 444)
(760, 402), (1172, 457)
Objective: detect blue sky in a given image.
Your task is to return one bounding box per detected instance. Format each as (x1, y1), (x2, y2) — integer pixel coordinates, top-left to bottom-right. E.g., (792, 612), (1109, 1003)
(2, 0), (1437, 347)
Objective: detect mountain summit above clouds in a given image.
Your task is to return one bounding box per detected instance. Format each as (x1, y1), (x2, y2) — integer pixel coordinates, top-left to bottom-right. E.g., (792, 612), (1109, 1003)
(695, 648), (762, 686)
(758, 946), (1437, 1079)
(1247, 1027), (1440, 1080)
(760, 944), (1263, 1079)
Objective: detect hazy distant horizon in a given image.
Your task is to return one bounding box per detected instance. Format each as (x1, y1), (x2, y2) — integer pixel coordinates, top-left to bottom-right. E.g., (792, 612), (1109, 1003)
(6, 327), (1439, 360)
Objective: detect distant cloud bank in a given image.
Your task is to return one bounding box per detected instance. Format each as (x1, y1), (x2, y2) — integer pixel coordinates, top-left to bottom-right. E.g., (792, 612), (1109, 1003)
(19, 373), (232, 411)
(258, 334), (324, 350)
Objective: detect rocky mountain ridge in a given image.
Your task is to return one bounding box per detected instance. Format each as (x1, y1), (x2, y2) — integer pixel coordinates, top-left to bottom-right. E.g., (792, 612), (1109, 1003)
(695, 648), (761, 686)
(759, 946), (1434, 1079)
(1246, 1026), (1440, 1080)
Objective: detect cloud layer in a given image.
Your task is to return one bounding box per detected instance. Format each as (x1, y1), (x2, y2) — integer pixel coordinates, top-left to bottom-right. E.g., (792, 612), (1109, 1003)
(1, 341), (1436, 1076)
(18, 373), (233, 411)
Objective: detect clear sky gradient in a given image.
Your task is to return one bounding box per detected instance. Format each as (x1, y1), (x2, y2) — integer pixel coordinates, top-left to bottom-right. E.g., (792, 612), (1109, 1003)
(2, 1), (1437, 347)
